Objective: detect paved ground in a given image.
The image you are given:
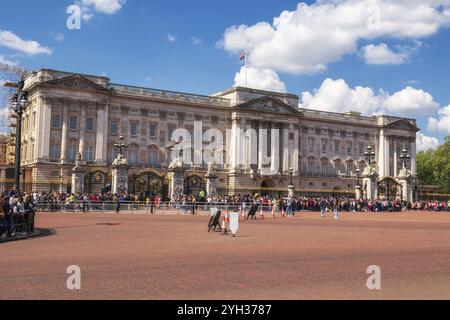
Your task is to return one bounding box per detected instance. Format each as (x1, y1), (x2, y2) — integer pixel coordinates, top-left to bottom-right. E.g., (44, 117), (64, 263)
(1, 211), (449, 300)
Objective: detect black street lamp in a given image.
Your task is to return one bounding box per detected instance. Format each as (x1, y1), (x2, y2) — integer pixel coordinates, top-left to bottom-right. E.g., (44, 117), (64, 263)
(114, 134), (128, 157)
(9, 83), (28, 192)
(364, 145), (376, 166)
(288, 166), (294, 186)
(399, 148), (410, 170)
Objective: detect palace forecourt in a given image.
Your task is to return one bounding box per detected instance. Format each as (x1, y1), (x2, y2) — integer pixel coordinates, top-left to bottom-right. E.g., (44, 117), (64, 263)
(1, 69), (419, 200)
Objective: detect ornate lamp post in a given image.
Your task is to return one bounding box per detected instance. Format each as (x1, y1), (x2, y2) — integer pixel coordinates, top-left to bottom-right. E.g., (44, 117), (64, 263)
(114, 135), (128, 158)
(364, 145), (376, 166)
(287, 166), (294, 197)
(9, 84), (28, 192)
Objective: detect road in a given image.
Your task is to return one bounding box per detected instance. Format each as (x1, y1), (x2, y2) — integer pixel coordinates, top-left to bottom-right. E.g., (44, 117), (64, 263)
(1, 211), (449, 300)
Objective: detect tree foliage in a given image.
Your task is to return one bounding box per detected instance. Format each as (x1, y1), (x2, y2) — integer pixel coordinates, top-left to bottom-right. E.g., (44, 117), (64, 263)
(417, 136), (450, 193)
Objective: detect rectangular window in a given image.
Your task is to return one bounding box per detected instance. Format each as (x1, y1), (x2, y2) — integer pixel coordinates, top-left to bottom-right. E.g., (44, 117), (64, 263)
(149, 150), (158, 165)
(50, 143), (61, 160)
(149, 124), (157, 138)
(85, 145), (94, 162)
(359, 142), (364, 156)
(335, 141), (340, 153)
(130, 122), (138, 137)
(308, 137), (315, 153)
(111, 121), (118, 135)
(168, 126), (175, 140)
(68, 144), (77, 162)
(69, 116), (78, 130)
(52, 115), (61, 129)
(86, 118), (94, 131)
(321, 139), (328, 153)
(129, 150), (138, 165)
(347, 141), (353, 155)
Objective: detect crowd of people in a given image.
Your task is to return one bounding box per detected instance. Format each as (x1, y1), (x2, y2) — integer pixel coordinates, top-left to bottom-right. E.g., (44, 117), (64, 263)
(18, 190), (450, 213)
(1, 188), (450, 239)
(0, 191), (36, 239)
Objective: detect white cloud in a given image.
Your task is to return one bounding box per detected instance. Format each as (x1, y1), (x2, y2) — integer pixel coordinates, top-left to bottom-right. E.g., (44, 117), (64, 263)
(0, 30), (53, 55)
(416, 132), (440, 151)
(50, 32), (65, 42)
(361, 43), (410, 65)
(144, 76), (152, 81)
(300, 78), (439, 117)
(428, 104), (450, 134)
(234, 67), (287, 93)
(0, 108), (9, 134)
(0, 55), (18, 66)
(167, 34), (177, 43)
(79, 0), (126, 14)
(382, 86), (439, 115)
(220, 0), (450, 74)
(73, 0), (125, 21)
(191, 36), (203, 45)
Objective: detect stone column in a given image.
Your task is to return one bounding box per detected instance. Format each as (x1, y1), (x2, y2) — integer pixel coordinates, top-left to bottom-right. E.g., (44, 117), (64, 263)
(205, 167), (218, 197)
(60, 102), (69, 162)
(169, 165), (185, 199)
(270, 123), (280, 175)
(293, 126), (299, 175)
(393, 138), (398, 177)
(378, 129), (385, 178)
(410, 137), (417, 174)
(71, 161), (86, 195)
(36, 96), (52, 159)
(384, 135), (390, 177)
(229, 116), (239, 174)
(95, 105), (107, 165)
(112, 160), (129, 195)
(79, 106), (86, 159)
(258, 121), (264, 173)
(282, 124), (290, 173)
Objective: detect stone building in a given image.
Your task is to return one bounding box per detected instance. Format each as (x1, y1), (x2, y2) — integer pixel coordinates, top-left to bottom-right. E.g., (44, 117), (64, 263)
(11, 69), (419, 199)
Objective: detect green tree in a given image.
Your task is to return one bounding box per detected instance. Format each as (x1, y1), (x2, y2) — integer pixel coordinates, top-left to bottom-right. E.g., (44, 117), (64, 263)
(417, 149), (435, 185)
(417, 136), (450, 193)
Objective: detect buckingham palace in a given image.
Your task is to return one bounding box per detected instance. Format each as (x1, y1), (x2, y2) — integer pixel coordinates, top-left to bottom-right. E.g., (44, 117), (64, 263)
(4, 68), (420, 199)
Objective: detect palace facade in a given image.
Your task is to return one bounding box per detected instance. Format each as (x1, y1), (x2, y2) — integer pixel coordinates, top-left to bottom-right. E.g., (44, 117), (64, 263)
(8, 69), (419, 198)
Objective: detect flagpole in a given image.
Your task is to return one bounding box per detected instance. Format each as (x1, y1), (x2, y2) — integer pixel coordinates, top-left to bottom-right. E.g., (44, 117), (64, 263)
(245, 48), (248, 88)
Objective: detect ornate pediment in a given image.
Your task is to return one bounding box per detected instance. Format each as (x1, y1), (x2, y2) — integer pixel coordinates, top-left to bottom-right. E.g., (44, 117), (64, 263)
(235, 96), (302, 115)
(384, 119), (419, 132)
(42, 74), (109, 92)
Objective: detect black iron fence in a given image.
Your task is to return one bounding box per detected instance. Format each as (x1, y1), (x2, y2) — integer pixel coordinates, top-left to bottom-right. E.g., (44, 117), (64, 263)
(0, 210), (36, 241)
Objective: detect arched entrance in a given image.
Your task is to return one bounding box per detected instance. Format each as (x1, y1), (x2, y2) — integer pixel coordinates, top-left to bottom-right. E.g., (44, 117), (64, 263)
(377, 177), (400, 200)
(133, 172), (166, 198)
(184, 175), (205, 196)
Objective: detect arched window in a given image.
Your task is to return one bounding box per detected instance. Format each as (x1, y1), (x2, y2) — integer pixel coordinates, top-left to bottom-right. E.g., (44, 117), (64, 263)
(334, 159), (342, 175)
(307, 157), (315, 175)
(148, 146), (159, 166)
(321, 158), (328, 176)
(346, 161), (354, 177)
(129, 144), (139, 165)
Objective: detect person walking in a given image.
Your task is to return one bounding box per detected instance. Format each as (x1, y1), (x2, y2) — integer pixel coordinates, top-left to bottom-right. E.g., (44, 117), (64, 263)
(115, 195), (120, 214)
(331, 197), (339, 220)
(319, 197), (327, 218)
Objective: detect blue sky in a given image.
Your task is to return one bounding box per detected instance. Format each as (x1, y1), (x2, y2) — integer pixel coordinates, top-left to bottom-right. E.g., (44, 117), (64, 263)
(1, 0), (450, 150)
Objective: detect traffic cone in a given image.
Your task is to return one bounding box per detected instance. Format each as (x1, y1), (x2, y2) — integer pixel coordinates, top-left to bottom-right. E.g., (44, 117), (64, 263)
(259, 207), (265, 220)
(281, 209), (286, 218)
(222, 213), (228, 235)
